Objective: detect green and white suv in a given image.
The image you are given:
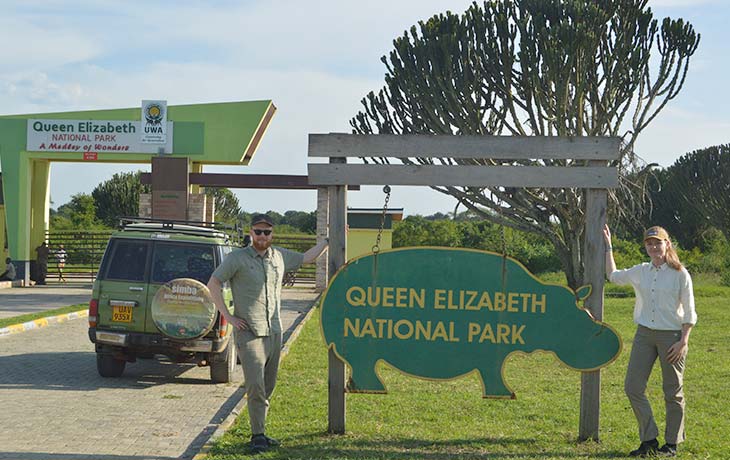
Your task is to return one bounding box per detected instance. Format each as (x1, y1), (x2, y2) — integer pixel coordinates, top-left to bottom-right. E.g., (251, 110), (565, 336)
(88, 220), (238, 383)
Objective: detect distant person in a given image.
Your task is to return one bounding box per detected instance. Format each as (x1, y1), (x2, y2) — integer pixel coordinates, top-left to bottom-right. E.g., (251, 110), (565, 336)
(35, 242), (50, 285)
(207, 213), (329, 454)
(56, 244), (68, 283)
(0, 257), (16, 281)
(604, 225), (697, 458)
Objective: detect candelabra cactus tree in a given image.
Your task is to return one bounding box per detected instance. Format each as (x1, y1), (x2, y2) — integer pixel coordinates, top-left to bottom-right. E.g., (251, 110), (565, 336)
(351, 0), (699, 288)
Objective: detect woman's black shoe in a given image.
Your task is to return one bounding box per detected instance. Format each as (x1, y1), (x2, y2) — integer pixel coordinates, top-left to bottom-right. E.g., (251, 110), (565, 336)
(264, 435), (281, 447)
(658, 443), (677, 457)
(629, 439), (659, 457)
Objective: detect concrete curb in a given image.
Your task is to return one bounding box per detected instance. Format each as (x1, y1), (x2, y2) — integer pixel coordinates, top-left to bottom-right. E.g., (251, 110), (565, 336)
(0, 309), (88, 337)
(191, 296), (322, 460)
(0, 280), (25, 289)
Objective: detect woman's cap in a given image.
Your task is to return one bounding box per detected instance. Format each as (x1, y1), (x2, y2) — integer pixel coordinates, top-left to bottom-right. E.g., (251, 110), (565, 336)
(644, 226), (669, 242)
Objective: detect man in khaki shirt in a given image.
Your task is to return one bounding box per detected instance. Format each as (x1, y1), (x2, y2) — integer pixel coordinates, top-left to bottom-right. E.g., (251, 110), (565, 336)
(207, 214), (328, 453)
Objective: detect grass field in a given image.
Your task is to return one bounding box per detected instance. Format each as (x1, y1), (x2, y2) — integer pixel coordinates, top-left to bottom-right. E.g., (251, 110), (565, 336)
(0, 304), (87, 328)
(207, 287), (729, 459)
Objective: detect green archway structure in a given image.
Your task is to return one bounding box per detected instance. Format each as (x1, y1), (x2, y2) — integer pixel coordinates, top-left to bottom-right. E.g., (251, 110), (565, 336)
(0, 100), (275, 283)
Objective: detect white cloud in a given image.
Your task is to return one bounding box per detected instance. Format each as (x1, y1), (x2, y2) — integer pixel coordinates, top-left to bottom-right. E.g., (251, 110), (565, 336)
(0, 18), (101, 73)
(2, 0), (727, 216)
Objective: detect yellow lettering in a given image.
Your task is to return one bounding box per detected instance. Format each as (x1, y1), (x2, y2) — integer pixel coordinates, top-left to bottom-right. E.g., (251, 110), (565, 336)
(520, 293), (532, 312)
(464, 291), (479, 310)
(434, 289), (447, 309)
(468, 322), (480, 342)
(432, 322), (449, 341)
(512, 324), (525, 344)
(411, 288), (425, 308)
(533, 294), (546, 313)
(494, 292), (506, 311)
(479, 324), (496, 343)
(415, 321), (432, 340)
(447, 290), (459, 310)
(395, 287), (408, 307)
(367, 287), (380, 306)
(497, 323), (510, 343)
(394, 320), (413, 339)
(477, 292), (493, 310)
(375, 318), (389, 337)
(346, 287), (366, 307)
(382, 287), (394, 307)
(361, 319), (377, 338)
(507, 293), (520, 312)
(344, 318), (360, 337)
(449, 322), (460, 342)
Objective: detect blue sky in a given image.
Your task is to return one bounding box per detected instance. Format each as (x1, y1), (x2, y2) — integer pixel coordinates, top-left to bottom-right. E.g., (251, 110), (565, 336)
(1, 0), (727, 215)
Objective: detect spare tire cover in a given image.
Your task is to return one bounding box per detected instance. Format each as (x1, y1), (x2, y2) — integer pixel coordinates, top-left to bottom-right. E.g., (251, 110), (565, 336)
(151, 278), (217, 340)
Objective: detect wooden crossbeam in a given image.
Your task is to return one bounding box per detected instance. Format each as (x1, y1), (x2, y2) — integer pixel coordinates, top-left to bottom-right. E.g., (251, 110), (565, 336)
(140, 173), (360, 190)
(308, 164), (617, 188)
(309, 133), (621, 160)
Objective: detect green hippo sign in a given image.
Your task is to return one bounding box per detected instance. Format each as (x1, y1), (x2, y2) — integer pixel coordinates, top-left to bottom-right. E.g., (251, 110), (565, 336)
(320, 247), (622, 398)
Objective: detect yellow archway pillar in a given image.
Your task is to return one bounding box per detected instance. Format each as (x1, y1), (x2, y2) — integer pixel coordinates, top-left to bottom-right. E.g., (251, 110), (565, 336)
(190, 161), (203, 194)
(30, 159), (51, 251)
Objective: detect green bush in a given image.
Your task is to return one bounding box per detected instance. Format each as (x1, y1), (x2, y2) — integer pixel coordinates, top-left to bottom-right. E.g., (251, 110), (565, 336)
(393, 218), (561, 273)
(395, 216), (729, 285)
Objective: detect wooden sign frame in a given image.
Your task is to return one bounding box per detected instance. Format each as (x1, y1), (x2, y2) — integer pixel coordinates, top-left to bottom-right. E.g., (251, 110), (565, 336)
(307, 133), (620, 441)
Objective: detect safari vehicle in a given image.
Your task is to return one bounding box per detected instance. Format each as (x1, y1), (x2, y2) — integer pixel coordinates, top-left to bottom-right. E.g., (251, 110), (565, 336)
(88, 219), (240, 383)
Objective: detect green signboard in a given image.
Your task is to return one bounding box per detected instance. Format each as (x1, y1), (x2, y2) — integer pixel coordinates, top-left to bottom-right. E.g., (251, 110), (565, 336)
(320, 247), (622, 399)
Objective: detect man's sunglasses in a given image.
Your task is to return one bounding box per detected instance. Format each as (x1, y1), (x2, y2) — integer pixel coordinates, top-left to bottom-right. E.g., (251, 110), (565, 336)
(253, 229), (272, 236)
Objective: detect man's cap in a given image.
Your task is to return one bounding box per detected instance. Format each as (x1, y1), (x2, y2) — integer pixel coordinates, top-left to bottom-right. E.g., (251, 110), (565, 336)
(644, 226), (669, 242)
(251, 213), (274, 227)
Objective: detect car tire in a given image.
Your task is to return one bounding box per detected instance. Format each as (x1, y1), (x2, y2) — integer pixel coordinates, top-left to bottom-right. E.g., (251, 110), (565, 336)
(210, 340), (237, 383)
(97, 352), (126, 378)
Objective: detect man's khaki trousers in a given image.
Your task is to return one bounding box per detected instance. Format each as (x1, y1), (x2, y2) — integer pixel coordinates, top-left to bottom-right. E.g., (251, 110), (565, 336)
(234, 329), (282, 435)
(625, 325), (687, 444)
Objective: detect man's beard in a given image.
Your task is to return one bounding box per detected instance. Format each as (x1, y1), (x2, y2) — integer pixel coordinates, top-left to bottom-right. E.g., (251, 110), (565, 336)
(252, 238), (272, 251)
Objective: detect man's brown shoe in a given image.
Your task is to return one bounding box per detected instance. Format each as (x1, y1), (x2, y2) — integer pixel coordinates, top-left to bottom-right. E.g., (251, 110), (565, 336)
(250, 434), (269, 454)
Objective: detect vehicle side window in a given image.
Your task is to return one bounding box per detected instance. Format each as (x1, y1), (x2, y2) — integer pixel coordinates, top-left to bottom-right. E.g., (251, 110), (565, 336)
(105, 240), (149, 281)
(151, 243), (215, 284)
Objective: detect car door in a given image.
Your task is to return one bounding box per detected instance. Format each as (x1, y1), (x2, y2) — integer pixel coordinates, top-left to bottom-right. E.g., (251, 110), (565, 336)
(96, 238), (151, 332)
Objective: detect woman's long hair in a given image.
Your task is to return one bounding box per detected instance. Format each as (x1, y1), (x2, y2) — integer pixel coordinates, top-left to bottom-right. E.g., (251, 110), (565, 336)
(658, 227), (684, 271)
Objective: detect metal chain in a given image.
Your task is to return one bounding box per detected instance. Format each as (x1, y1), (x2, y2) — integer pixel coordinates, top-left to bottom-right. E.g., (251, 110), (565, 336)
(494, 191), (508, 291)
(372, 185), (391, 254)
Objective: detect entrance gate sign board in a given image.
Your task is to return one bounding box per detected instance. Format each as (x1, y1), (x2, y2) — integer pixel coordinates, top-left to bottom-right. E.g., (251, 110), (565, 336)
(320, 247), (622, 398)
(308, 133), (620, 439)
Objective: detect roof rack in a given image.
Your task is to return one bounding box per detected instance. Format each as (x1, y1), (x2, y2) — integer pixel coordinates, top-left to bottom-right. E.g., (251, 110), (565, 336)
(118, 217), (246, 244)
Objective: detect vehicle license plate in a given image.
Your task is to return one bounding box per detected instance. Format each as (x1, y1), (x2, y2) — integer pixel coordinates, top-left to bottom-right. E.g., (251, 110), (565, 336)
(112, 305), (133, 322)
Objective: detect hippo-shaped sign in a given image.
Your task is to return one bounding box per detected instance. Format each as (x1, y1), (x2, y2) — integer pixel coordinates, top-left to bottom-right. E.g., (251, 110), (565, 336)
(320, 247), (622, 398)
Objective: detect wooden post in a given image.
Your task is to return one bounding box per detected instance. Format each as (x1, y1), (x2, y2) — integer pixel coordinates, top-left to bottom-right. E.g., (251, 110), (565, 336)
(315, 187), (329, 292)
(579, 174), (608, 441)
(327, 158), (347, 434)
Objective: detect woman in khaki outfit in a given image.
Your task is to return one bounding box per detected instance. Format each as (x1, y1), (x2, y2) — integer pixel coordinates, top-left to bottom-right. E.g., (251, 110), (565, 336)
(603, 225), (697, 458)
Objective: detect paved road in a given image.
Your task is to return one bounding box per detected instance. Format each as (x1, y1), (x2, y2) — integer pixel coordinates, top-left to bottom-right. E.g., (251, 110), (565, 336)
(0, 282), (93, 319)
(0, 290), (319, 460)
